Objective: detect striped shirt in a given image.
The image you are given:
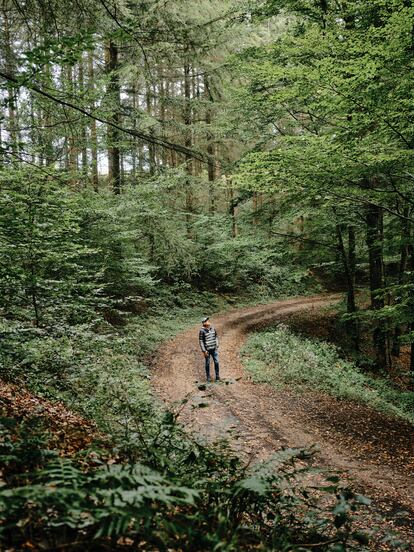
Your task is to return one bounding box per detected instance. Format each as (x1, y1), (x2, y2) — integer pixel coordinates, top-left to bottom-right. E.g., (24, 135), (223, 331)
(199, 326), (219, 352)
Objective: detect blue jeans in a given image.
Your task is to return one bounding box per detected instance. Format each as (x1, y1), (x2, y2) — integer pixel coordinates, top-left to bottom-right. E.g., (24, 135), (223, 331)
(205, 349), (220, 380)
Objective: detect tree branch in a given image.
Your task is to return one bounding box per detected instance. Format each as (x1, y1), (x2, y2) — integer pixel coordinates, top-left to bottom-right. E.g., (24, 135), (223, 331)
(0, 70), (212, 165)
(271, 231), (337, 250)
(327, 191), (414, 223)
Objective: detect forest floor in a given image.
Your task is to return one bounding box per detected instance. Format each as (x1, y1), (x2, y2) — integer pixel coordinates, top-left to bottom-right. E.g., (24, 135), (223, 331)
(0, 381), (100, 456)
(153, 293), (414, 549)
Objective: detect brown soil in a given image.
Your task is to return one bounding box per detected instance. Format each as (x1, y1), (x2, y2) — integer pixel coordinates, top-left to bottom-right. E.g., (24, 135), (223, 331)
(152, 294), (414, 548)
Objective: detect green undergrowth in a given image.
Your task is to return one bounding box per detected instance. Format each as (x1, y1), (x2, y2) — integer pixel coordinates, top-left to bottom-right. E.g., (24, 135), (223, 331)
(1, 285), (299, 437)
(0, 410), (376, 551)
(242, 324), (414, 425)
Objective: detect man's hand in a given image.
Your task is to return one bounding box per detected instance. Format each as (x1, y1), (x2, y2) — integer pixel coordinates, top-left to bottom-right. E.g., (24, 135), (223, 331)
(203, 351), (209, 358)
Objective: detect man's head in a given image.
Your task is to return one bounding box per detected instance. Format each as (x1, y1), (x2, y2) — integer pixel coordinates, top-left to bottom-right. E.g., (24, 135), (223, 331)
(201, 316), (211, 328)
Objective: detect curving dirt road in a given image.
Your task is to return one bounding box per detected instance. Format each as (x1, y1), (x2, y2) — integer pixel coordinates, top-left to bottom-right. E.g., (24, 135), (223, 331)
(152, 294), (414, 543)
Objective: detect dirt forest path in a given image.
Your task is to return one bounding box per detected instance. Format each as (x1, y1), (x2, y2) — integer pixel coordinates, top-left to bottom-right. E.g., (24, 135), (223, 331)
(153, 294), (414, 543)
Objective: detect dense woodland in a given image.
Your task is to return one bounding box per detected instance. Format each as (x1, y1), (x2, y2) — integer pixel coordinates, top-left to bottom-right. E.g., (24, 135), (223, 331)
(1, 0), (414, 550)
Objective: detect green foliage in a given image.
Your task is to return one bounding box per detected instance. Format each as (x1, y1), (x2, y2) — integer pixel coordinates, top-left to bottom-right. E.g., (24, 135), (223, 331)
(0, 168), (99, 327)
(0, 283), (234, 431)
(242, 323), (414, 423)
(0, 417), (56, 485)
(197, 231), (312, 295)
(231, 0), (414, 373)
(0, 411), (373, 551)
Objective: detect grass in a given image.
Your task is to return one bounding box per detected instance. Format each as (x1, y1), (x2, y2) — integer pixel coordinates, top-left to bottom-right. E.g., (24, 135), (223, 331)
(241, 323), (414, 424)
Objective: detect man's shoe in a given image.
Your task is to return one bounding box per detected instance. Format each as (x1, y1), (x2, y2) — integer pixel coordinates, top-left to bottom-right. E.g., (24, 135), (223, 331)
(215, 377), (220, 382)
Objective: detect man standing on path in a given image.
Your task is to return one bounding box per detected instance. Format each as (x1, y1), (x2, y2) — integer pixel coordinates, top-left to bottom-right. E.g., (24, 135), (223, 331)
(199, 317), (220, 382)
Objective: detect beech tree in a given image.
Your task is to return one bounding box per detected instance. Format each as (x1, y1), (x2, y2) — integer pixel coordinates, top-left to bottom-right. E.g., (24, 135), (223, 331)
(233, 0), (414, 371)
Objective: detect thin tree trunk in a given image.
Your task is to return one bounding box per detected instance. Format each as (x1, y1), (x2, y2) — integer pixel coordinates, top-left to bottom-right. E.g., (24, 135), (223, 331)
(336, 223), (359, 349)
(204, 74), (215, 213)
(145, 83), (156, 175)
(184, 56), (193, 237)
(88, 51), (99, 191)
(29, 91), (38, 164)
(66, 65), (78, 176)
(3, 10), (19, 162)
(131, 81), (138, 177)
(78, 58), (88, 182)
(42, 65), (54, 167)
(409, 241), (414, 378)
(365, 203), (390, 370)
(168, 78), (177, 167)
(105, 40), (121, 194)
(228, 178), (238, 238)
(392, 207), (411, 356)
(159, 74), (168, 168)
(410, 324), (414, 378)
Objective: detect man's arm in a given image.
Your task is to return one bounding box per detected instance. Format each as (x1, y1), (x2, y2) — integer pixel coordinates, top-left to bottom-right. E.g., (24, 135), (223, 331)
(199, 329), (207, 352)
(215, 329), (219, 350)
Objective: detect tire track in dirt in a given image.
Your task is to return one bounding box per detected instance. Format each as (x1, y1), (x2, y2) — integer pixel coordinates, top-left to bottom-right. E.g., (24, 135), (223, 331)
(152, 294), (414, 542)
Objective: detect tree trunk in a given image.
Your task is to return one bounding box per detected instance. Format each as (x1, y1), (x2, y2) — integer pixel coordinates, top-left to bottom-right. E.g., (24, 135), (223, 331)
(0, 119), (3, 168)
(184, 56), (193, 238)
(78, 59), (88, 185)
(409, 241), (414, 378)
(105, 40), (121, 194)
(159, 74), (168, 168)
(336, 223), (359, 350)
(365, 203), (390, 370)
(66, 65), (78, 176)
(3, 10), (20, 163)
(88, 51), (99, 191)
(78, 58), (88, 182)
(348, 225), (357, 310)
(228, 178), (238, 238)
(392, 207), (411, 356)
(145, 83), (156, 175)
(410, 325), (414, 378)
(204, 74), (215, 213)
(131, 81), (138, 177)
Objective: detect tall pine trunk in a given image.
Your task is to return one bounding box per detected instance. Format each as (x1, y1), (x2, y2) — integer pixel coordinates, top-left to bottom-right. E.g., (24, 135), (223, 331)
(131, 81), (138, 177)
(145, 82), (156, 175)
(204, 74), (215, 213)
(78, 58), (88, 182)
(409, 240), (414, 378)
(66, 66), (78, 176)
(183, 55), (193, 238)
(87, 52), (99, 191)
(105, 40), (121, 194)
(3, 10), (20, 163)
